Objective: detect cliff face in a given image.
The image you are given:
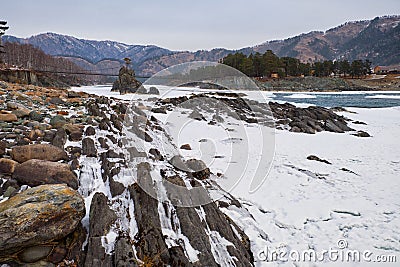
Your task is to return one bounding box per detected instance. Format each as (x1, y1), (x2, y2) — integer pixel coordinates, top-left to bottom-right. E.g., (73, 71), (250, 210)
(0, 69), (39, 85)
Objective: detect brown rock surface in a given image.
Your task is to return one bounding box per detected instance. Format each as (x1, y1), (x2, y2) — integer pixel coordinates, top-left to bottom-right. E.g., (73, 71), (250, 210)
(0, 184), (85, 256)
(11, 144), (67, 163)
(13, 159), (78, 189)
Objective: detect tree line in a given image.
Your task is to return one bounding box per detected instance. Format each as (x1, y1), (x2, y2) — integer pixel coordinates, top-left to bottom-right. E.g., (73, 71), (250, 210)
(2, 42), (83, 73)
(222, 50), (372, 78)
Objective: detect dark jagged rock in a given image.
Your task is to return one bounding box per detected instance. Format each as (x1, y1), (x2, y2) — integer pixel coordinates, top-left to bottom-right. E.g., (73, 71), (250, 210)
(112, 66), (142, 94)
(84, 237), (113, 267)
(82, 138), (97, 157)
(352, 130), (371, 137)
(202, 202), (254, 267)
(109, 177), (125, 197)
(180, 144), (192, 150)
(186, 159), (211, 180)
(88, 192), (117, 237)
(114, 237), (138, 267)
(84, 192), (116, 267)
(128, 163), (171, 266)
(11, 144), (67, 163)
(149, 148), (164, 161)
(0, 184), (85, 257)
(13, 159), (78, 189)
(98, 137), (109, 149)
(307, 155), (332, 164)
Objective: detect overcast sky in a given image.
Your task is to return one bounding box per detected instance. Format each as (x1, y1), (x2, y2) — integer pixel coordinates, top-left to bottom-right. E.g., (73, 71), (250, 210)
(2, 0), (399, 51)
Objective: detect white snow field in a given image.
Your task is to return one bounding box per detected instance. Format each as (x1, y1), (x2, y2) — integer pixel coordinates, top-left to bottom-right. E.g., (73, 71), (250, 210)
(72, 85), (400, 266)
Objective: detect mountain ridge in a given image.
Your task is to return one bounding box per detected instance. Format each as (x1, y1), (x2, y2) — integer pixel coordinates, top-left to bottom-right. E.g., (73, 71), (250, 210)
(3, 15), (400, 76)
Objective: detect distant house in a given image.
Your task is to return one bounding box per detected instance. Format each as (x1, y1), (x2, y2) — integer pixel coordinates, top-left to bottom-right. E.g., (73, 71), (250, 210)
(374, 65), (400, 74)
(270, 72), (279, 79)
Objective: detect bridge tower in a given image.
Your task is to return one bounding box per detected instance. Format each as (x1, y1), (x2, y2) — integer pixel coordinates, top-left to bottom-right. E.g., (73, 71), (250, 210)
(0, 21), (9, 64)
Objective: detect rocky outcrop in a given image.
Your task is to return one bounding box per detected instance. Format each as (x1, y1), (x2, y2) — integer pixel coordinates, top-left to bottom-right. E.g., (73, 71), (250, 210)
(11, 143), (68, 163)
(13, 159), (78, 189)
(112, 66), (142, 94)
(84, 192), (117, 267)
(0, 184), (85, 258)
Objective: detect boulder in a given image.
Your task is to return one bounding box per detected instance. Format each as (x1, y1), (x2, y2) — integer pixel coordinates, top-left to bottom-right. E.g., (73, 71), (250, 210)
(11, 144), (67, 163)
(0, 158), (19, 174)
(29, 111), (44, 122)
(0, 113), (18, 122)
(148, 86), (160, 95)
(64, 124), (84, 141)
(13, 159), (78, 189)
(50, 115), (67, 128)
(0, 184), (85, 256)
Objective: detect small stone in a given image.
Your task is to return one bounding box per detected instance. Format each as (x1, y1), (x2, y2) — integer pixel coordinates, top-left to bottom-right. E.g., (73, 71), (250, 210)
(352, 130), (371, 137)
(49, 97), (65, 105)
(17, 245), (53, 263)
(0, 158), (19, 174)
(57, 110), (69, 116)
(3, 186), (17, 198)
(67, 91), (81, 98)
(180, 144), (192, 150)
(0, 141), (6, 156)
(85, 126), (96, 136)
(29, 111), (44, 122)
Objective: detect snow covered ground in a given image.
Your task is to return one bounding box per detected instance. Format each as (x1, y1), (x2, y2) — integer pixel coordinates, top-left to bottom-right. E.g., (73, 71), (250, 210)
(72, 85), (400, 266)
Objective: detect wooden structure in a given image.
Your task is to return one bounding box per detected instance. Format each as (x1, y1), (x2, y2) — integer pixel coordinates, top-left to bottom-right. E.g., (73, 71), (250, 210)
(374, 65), (400, 74)
(0, 21), (9, 63)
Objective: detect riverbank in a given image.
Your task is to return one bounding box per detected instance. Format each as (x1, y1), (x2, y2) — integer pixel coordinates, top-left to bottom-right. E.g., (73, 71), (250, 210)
(255, 74), (400, 91)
